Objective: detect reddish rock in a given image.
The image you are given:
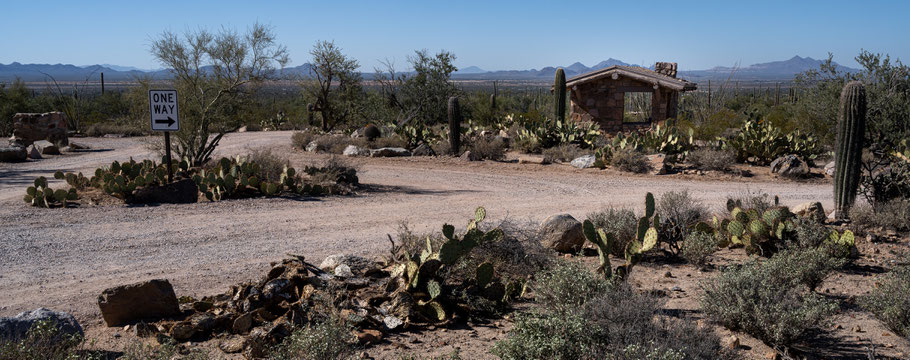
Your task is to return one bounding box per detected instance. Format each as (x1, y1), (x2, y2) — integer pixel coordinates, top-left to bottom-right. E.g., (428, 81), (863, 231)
(97, 279), (180, 326)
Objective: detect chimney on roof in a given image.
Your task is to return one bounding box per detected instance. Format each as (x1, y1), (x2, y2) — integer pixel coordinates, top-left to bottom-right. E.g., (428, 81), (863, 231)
(655, 62), (677, 78)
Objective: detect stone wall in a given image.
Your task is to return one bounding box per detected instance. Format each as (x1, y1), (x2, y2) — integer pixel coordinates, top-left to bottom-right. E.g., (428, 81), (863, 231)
(10, 112), (68, 147)
(569, 76), (674, 133)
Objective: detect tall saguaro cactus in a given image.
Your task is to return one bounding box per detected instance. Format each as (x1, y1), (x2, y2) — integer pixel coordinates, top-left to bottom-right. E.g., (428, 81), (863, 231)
(554, 68), (566, 122)
(834, 81), (867, 219)
(448, 96), (462, 155)
(490, 81), (497, 111)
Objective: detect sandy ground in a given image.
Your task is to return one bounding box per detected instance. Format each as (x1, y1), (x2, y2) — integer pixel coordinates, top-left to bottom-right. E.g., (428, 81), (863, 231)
(3, 130), (890, 359)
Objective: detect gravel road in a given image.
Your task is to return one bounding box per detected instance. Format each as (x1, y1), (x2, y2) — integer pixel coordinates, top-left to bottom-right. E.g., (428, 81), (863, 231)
(0, 131), (833, 322)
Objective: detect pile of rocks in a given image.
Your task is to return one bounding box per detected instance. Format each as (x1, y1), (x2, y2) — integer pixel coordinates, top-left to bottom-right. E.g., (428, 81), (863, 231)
(105, 255), (416, 358)
(2, 112), (71, 162)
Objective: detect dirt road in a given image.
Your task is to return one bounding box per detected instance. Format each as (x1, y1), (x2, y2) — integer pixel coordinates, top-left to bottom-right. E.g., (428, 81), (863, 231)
(0, 131), (833, 322)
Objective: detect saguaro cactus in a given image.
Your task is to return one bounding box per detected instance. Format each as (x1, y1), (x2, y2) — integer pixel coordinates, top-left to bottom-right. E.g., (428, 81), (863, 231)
(448, 96), (462, 155)
(834, 81), (867, 219)
(490, 81), (497, 111)
(554, 68), (566, 122)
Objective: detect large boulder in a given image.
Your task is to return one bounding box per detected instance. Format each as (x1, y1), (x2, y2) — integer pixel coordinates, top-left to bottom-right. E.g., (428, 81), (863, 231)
(0, 308), (83, 342)
(537, 214), (585, 253)
(770, 155), (809, 178)
(646, 154), (669, 175)
(33, 140), (60, 155)
(792, 202), (826, 224)
(824, 161), (836, 177)
(11, 112), (68, 147)
(370, 147), (410, 157)
(342, 145), (370, 157)
(98, 279), (181, 326)
(0, 145), (27, 162)
(27, 145), (42, 159)
(128, 179), (199, 204)
(570, 155), (596, 169)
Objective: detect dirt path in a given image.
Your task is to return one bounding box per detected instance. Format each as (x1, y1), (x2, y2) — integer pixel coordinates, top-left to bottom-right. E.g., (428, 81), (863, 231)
(0, 131), (834, 325)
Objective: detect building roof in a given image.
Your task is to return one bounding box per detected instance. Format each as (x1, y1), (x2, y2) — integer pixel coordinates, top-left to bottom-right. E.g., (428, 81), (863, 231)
(565, 65), (697, 91)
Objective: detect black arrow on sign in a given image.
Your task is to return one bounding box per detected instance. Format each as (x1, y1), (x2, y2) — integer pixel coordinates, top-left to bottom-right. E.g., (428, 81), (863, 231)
(154, 116), (176, 127)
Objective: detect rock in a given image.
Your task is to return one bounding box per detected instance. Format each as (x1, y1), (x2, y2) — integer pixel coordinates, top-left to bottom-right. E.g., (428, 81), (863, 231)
(355, 329), (383, 345)
(370, 147), (410, 157)
(498, 129), (510, 140)
(570, 155), (596, 169)
(334, 264), (354, 278)
(305, 141), (319, 152)
(646, 153), (669, 175)
(232, 312), (253, 334)
(770, 155), (809, 178)
(383, 316), (403, 331)
(0, 308), (83, 342)
(537, 214), (585, 253)
(724, 335), (740, 349)
(133, 322), (157, 337)
(237, 126), (247, 133)
(518, 155), (547, 165)
(33, 140), (60, 155)
(319, 254), (374, 274)
(824, 161), (836, 176)
(128, 178), (198, 204)
(793, 202), (826, 223)
(219, 336), (246, 353)
(188, 313), (216, 334)
(97, 279), (181, 326)
(169, 321), (195, 341)
(61, 142), (90, 152)
(11, 112), (68, 147)
(343, 145), (370, 157)
(0, 145), (27, 162)
(27, 145), (42, 159)
(459, 150), (477, 161)
(411, 143), (433, 156)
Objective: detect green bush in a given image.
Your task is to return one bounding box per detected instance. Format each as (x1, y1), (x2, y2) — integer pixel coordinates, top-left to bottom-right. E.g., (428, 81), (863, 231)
(658, 190), (708, 255)
(0, 320), (90, 360)
(269, 317), (356, 360)
(861, 258), (910, 339)
(611, 149), (651, 174)
(496, 263), (730, 360)
(688, 148), (735, 171)
(681, 231), (717, 268)
(700, 249), (840, 348)
(532, 261), (612, 315)
(586, 207), (637, 256)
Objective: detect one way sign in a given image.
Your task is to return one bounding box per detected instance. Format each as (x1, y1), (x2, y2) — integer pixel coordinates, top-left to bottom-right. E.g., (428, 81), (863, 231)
(149, 90), (180, 131)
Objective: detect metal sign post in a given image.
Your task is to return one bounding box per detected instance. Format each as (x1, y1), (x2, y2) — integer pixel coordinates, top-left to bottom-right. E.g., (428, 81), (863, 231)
(149, 90), (180, 183)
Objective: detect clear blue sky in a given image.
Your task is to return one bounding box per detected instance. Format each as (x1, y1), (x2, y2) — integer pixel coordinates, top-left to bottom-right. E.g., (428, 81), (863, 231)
(1, 0), (907, 71)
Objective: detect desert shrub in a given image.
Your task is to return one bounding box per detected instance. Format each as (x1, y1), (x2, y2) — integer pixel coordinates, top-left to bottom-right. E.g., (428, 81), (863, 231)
(681, 231), (716, 268)
(861, 258), (910, 339)
(723, 190), (776, 215)
(84, 122), (146, 137)
(495, 264), (730, 360)
(304, 156), (359, 187)
(0, 320), (86, 360)
(700, 249), (839, 348)
(292, 129), (320, 149)
(121, 341), (210, 360)
(532, 261), (612, 315)
(610, 149), (651, 173)
(586, 207), (638, 256)
(469, 137), (506, 161)
(244, 149), (290, 183)
(658, 190), (708, 255)
(850, 200), (910, 232)
(541, 144), (591, 163)
(766, 248), (846, 291)
(369, 136), (408, 149)
(789, 217), (830, 250)
(688, 148), (735, 171)
(269, 317), (355, 360)
(315, 134), (356, 154)
(471, 218), (553, 279)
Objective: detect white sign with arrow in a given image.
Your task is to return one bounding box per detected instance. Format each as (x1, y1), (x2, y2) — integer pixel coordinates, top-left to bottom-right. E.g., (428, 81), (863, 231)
(148, 90), (179, 131)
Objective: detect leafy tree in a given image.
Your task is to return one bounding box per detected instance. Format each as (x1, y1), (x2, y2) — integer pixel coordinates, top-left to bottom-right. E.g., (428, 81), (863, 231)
(376, 49), (459, 126)
(301, 41), (363, 132)
(150, 23), (289, 165)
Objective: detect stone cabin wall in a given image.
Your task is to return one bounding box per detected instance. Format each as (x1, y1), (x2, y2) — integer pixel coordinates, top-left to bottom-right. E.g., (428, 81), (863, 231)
(569, 76), (679, 133)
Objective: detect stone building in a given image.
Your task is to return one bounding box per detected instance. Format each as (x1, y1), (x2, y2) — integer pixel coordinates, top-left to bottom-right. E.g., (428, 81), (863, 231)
(566, 62), (696, 133)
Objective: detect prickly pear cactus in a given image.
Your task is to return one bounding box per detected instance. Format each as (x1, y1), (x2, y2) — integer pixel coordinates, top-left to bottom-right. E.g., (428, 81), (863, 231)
(23, 176), (78, 208)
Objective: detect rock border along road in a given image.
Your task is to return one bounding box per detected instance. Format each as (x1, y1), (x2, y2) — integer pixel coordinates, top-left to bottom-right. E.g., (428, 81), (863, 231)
(0, 131), (832, 321)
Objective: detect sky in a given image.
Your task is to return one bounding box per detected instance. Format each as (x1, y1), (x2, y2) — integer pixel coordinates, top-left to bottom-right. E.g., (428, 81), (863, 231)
(1, 0), (908, 71)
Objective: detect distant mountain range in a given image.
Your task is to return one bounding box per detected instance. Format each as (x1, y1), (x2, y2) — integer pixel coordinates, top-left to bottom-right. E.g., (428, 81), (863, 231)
(0, 55), (859, 83)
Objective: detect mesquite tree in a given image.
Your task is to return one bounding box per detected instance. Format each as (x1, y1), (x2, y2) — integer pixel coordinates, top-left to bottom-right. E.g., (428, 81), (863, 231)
(301, 40), (363, 132)
(151, 23), (288, 166)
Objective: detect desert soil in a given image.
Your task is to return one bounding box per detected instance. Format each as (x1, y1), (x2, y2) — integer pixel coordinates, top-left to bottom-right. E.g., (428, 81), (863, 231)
(1, 130), (906, 359)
